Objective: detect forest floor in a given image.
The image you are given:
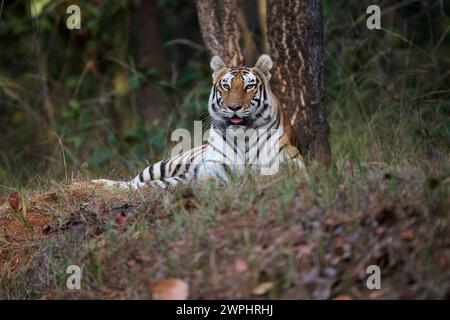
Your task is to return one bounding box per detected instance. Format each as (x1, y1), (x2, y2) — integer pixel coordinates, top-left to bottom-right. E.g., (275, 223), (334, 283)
(1, 161), (449, 299)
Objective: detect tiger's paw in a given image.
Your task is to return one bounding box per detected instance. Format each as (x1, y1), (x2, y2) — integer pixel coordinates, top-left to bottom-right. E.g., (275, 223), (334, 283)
(91, 179), (130, 189)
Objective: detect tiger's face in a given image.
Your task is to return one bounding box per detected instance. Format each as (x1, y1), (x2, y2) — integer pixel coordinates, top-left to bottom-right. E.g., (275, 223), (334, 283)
(208, 54), (274, 128)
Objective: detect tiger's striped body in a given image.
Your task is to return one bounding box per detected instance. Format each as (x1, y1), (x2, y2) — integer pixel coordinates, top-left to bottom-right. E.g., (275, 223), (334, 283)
(94, 55), (305, 189)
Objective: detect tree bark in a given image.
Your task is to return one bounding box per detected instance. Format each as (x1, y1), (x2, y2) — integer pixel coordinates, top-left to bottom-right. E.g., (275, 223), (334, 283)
(307, 0), (331, 165)
(266, 0), (331, 165)
(266, 0), (309, 149)
(195, 0), (244, 66)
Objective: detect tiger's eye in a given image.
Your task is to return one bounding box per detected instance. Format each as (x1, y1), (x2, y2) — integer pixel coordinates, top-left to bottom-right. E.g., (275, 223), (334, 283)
(245, 84), (255, 90)
(222, 84), (230, 90)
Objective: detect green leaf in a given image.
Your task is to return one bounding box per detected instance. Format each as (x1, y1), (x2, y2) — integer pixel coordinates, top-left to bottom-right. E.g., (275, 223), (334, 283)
(128, 74), (141, 91)
(69, 99), (80, 111)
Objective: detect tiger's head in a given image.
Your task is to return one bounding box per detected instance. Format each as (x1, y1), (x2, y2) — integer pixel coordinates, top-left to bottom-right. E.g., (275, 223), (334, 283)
(208, 54), (276, 129)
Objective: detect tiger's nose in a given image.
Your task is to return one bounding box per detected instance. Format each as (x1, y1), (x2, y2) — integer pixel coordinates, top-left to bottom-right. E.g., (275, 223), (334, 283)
(227, 104), (242, 111)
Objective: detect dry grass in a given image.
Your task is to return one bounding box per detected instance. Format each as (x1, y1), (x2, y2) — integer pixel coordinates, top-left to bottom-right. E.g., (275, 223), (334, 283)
(1, 160), (449, 299)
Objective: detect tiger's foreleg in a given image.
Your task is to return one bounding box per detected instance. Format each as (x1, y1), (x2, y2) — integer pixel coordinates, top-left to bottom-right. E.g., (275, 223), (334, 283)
(92, 175), (183, 190)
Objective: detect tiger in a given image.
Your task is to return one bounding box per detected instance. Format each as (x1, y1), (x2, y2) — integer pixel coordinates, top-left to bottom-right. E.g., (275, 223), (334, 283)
(93, 54), (305, 189)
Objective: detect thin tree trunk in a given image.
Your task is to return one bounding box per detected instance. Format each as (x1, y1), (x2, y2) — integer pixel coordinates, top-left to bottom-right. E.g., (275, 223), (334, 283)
(307, 0), (331, 165)
(195, 0), (244, 66)
(134, 0), (167, 124)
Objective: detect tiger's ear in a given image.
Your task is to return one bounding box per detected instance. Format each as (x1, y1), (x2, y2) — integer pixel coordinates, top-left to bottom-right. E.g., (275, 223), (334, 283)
(254, 54), (273, 79)
(210, 55), (226, 73)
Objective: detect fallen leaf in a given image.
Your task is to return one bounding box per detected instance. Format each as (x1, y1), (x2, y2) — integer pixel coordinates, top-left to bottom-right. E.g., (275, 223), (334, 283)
(234, 258), (248, 273)
(323, 217), (335, 227)
(252, 281), (274, 296)
(114, 213), (128, 224)
(296, 243), (315, 256)
(31, 192), (57, 204)
(400, 229), (415, 241)
(8, 191), (21, 210)
(127, 260), (137, 268)
(150, 278), (189, 300)
(368, 290), (384, 299)
(333, 294), (352, 300)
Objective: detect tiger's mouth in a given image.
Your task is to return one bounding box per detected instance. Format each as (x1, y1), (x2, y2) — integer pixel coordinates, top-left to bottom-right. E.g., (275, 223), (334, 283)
(224, 115), (251, 128)
(229, 115), (244, 125)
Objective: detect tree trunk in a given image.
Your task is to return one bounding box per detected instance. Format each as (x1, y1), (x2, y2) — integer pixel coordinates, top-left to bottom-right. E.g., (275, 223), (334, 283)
(134, 0), (167, 124)
(307, 0), (331, 166)
(266, 0), (331, 165)
(195, 0), (244, 66)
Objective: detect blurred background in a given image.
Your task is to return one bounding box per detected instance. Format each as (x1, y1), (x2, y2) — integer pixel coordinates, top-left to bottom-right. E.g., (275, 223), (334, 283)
(0, 0), (449, 187)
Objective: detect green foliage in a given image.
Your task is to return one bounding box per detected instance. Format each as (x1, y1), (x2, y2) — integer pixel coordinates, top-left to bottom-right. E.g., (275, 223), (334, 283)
(323, 0), (450, 165)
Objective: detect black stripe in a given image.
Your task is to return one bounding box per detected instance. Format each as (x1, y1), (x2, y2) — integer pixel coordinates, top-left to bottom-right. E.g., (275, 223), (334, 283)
(149, 165), (154, 180)
(139, 171), (144, 183)
(210, 144), (231, 162)
(254, 103), (270, 119)
(290, 152), (300, 159)
(172, 163), (182, 176)
(193, 164), (200, 179)
(244, 136), (250, 163)
(163, 178), (171, 188)
(278, 144), (288, 155)
(160, 159), (169, 178)
(256, 134), (260, 161)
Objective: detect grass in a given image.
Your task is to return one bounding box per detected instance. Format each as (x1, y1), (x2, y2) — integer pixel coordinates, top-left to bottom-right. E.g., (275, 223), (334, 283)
(0, 155), (449, 299)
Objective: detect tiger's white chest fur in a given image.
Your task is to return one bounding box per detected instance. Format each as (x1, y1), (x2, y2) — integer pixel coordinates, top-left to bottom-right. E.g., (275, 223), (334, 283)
(198, 122), (285, 180)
